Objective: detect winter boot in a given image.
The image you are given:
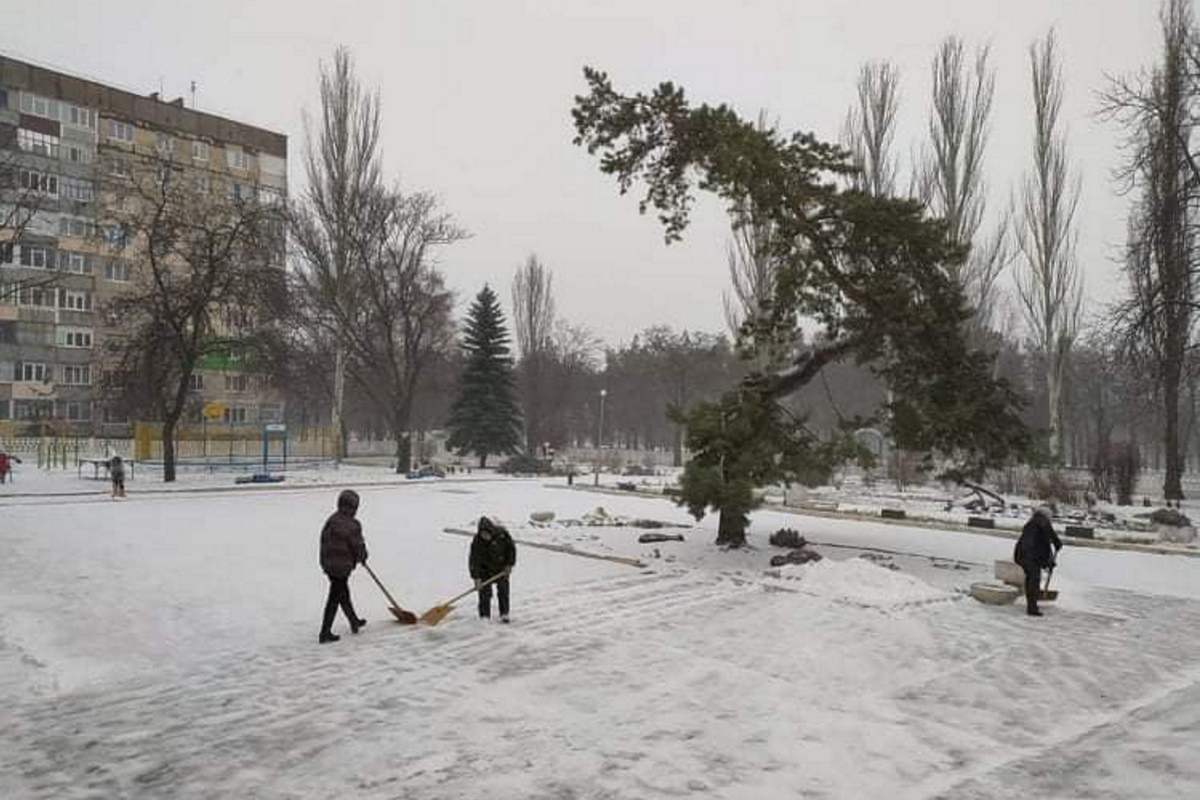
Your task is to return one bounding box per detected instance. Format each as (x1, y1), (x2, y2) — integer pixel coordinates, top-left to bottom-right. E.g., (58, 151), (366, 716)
(318, 632), (340, 644)
(351, 617), (367, 634)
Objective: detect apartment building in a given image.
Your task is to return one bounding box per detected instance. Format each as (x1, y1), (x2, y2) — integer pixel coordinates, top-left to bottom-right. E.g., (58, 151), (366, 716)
(0, 55), (287, 433)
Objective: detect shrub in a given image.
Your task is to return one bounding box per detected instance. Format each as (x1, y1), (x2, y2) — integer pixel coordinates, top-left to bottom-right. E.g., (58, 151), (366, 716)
(769, 528), (806, 548)
(1149, 507), (1191, 527)
(497, 453), (553, 475)
(1028, 469), (1083, 506)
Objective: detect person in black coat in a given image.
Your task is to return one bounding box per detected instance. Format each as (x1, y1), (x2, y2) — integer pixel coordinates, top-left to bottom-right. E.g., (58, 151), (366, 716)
(318, 489), (369, 643)
(1013, 505), (1062, 617)
(469, 516), (517, 622)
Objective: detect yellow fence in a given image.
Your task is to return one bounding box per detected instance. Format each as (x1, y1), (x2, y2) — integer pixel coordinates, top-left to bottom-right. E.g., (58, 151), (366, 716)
(133, 423), (337, 461)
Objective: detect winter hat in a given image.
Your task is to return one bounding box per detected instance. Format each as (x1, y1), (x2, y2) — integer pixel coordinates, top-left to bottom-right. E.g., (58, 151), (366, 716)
(1034, 505), (1052, 519)
(478, 515), (496, 535)
(337, 489), (360, 514)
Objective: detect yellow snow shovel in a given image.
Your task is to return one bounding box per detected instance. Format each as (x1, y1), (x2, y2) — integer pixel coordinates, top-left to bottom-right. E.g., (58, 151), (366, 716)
(418, 571), (509, 627)
(362, 563), (418, 624)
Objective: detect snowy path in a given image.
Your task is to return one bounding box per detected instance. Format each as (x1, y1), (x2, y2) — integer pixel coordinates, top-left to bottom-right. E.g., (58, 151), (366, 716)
(4, 480), (1200, 798)
(4, 569), (1199, 798)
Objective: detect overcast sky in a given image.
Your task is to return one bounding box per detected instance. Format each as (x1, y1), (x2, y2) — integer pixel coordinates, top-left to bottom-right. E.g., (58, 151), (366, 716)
(2, 1), (1162, 346)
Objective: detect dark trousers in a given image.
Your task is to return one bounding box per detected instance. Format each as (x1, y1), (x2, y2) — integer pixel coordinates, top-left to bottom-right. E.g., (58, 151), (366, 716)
(321, 574), (359, 634)
(1023, 563), (1042, 614)
(478, 577), (510, 618)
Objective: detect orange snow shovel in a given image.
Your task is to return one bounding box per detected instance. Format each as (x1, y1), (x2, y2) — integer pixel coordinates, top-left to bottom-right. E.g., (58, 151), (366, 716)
(362, 563), (418, 624)
(418, 571), (509, 627)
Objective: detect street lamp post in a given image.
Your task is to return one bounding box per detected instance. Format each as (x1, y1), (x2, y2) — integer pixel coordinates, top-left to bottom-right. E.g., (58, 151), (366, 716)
(595, 388), (607, 486)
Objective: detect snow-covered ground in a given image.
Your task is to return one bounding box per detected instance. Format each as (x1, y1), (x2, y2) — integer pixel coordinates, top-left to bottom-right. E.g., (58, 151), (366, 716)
(2, 471), (1199, 798)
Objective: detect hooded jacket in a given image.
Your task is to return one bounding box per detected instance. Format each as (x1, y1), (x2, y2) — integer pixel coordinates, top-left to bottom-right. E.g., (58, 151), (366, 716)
(1014, 510), (1062, 569)
(469, 516), (517, 580)
(320, 490), (368, 579)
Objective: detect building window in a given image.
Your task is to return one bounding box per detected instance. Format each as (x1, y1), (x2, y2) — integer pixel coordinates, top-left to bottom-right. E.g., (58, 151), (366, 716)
(192, 141), (209, 162)
(225, 374), (249, 392)
(66, 105), (97, 130)
(104, 225), (129, 250)
(20, 93), (58, 121)
(226, 147), (252, 171)
(188, 373), (204, 391)
(61, 178), (95, 203)
(222, 406), (247, 424)
(103, 261), (130, 282)
(61, 289), (92, 310)
(59, 218), (95, 238)
(66, 143), (94, 165)
(106, 119), (134, 143)
(18, 362), (50, 382)
(105, 157), (132, 180)
(18, 245), (50, 269)
(0, 88), (7, 110)
(156, 132), (173, 156)
(227, 182), (254, 201)
(60, 365), (92, 385)
(59, 252), (88, 275)
(17, 129), (60, 159)
(18, 169), (58, 197)
(1, 242), (13, 264)
(59, 327), (93, 348)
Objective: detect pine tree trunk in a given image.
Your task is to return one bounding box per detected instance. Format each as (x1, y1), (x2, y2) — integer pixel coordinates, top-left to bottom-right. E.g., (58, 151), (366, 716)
(714, 507), (748, 548)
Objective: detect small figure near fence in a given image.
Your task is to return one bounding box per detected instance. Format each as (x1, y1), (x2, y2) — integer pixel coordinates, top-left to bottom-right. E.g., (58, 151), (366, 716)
(110, 456), (127, 498)
(0, 451), (22, 484)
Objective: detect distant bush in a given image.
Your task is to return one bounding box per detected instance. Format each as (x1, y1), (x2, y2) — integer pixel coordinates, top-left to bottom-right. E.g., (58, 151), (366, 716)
(1149, 507), (1191, 527)
(769, 528), (806, 548)
(497, 453), (553, 475)
(1028, 469), (1083, 506)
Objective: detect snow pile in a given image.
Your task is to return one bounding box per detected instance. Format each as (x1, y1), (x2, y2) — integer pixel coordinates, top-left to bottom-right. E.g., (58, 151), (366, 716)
(787, 556), (954, 609)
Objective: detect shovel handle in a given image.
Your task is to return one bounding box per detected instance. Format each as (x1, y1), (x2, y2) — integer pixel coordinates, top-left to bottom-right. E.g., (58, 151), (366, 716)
(362, 562), (403, 609)
(441, 570), (509, 607)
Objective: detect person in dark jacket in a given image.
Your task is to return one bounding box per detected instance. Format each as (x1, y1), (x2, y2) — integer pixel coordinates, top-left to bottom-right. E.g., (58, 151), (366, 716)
(318, 489), (369, 643)
(1013, 505), (1063, 617)
(469, 516), (517, 622)
(110, 456), (126, 498)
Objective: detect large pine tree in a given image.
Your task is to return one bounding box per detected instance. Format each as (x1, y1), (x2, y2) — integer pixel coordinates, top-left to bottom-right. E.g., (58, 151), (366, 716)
(447, 285), (523, 467)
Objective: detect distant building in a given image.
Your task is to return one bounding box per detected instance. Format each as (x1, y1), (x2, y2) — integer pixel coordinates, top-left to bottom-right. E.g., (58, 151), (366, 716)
(0, 55), (287, 433)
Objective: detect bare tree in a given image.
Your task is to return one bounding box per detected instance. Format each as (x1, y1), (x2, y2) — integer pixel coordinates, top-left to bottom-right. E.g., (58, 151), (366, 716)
(919, 37), (1010, 335)
(511, 254), (556, 452)
(843, 60), (901, 198)
(102, 156), (285, 481)
(1102, 0), (1199, 500)
(1015, 29), (1084, 462)
(293, 187), (462, 473)
(292, 47), (384, 461)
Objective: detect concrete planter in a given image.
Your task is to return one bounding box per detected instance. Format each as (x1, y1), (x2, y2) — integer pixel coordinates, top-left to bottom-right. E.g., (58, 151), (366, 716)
(968, 516), (995, 529)
(970, 582), (1020, 605)
(1065, 525), (1094, 539)
(994, 560), (1025, 587)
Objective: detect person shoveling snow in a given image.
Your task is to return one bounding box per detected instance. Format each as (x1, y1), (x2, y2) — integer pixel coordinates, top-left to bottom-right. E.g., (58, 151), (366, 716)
(1013, 506), (1062, 617)
(318, 490), (369, 643)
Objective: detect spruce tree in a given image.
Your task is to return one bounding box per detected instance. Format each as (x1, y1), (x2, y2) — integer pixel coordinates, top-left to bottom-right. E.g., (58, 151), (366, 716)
(447, 285), (523, 467)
